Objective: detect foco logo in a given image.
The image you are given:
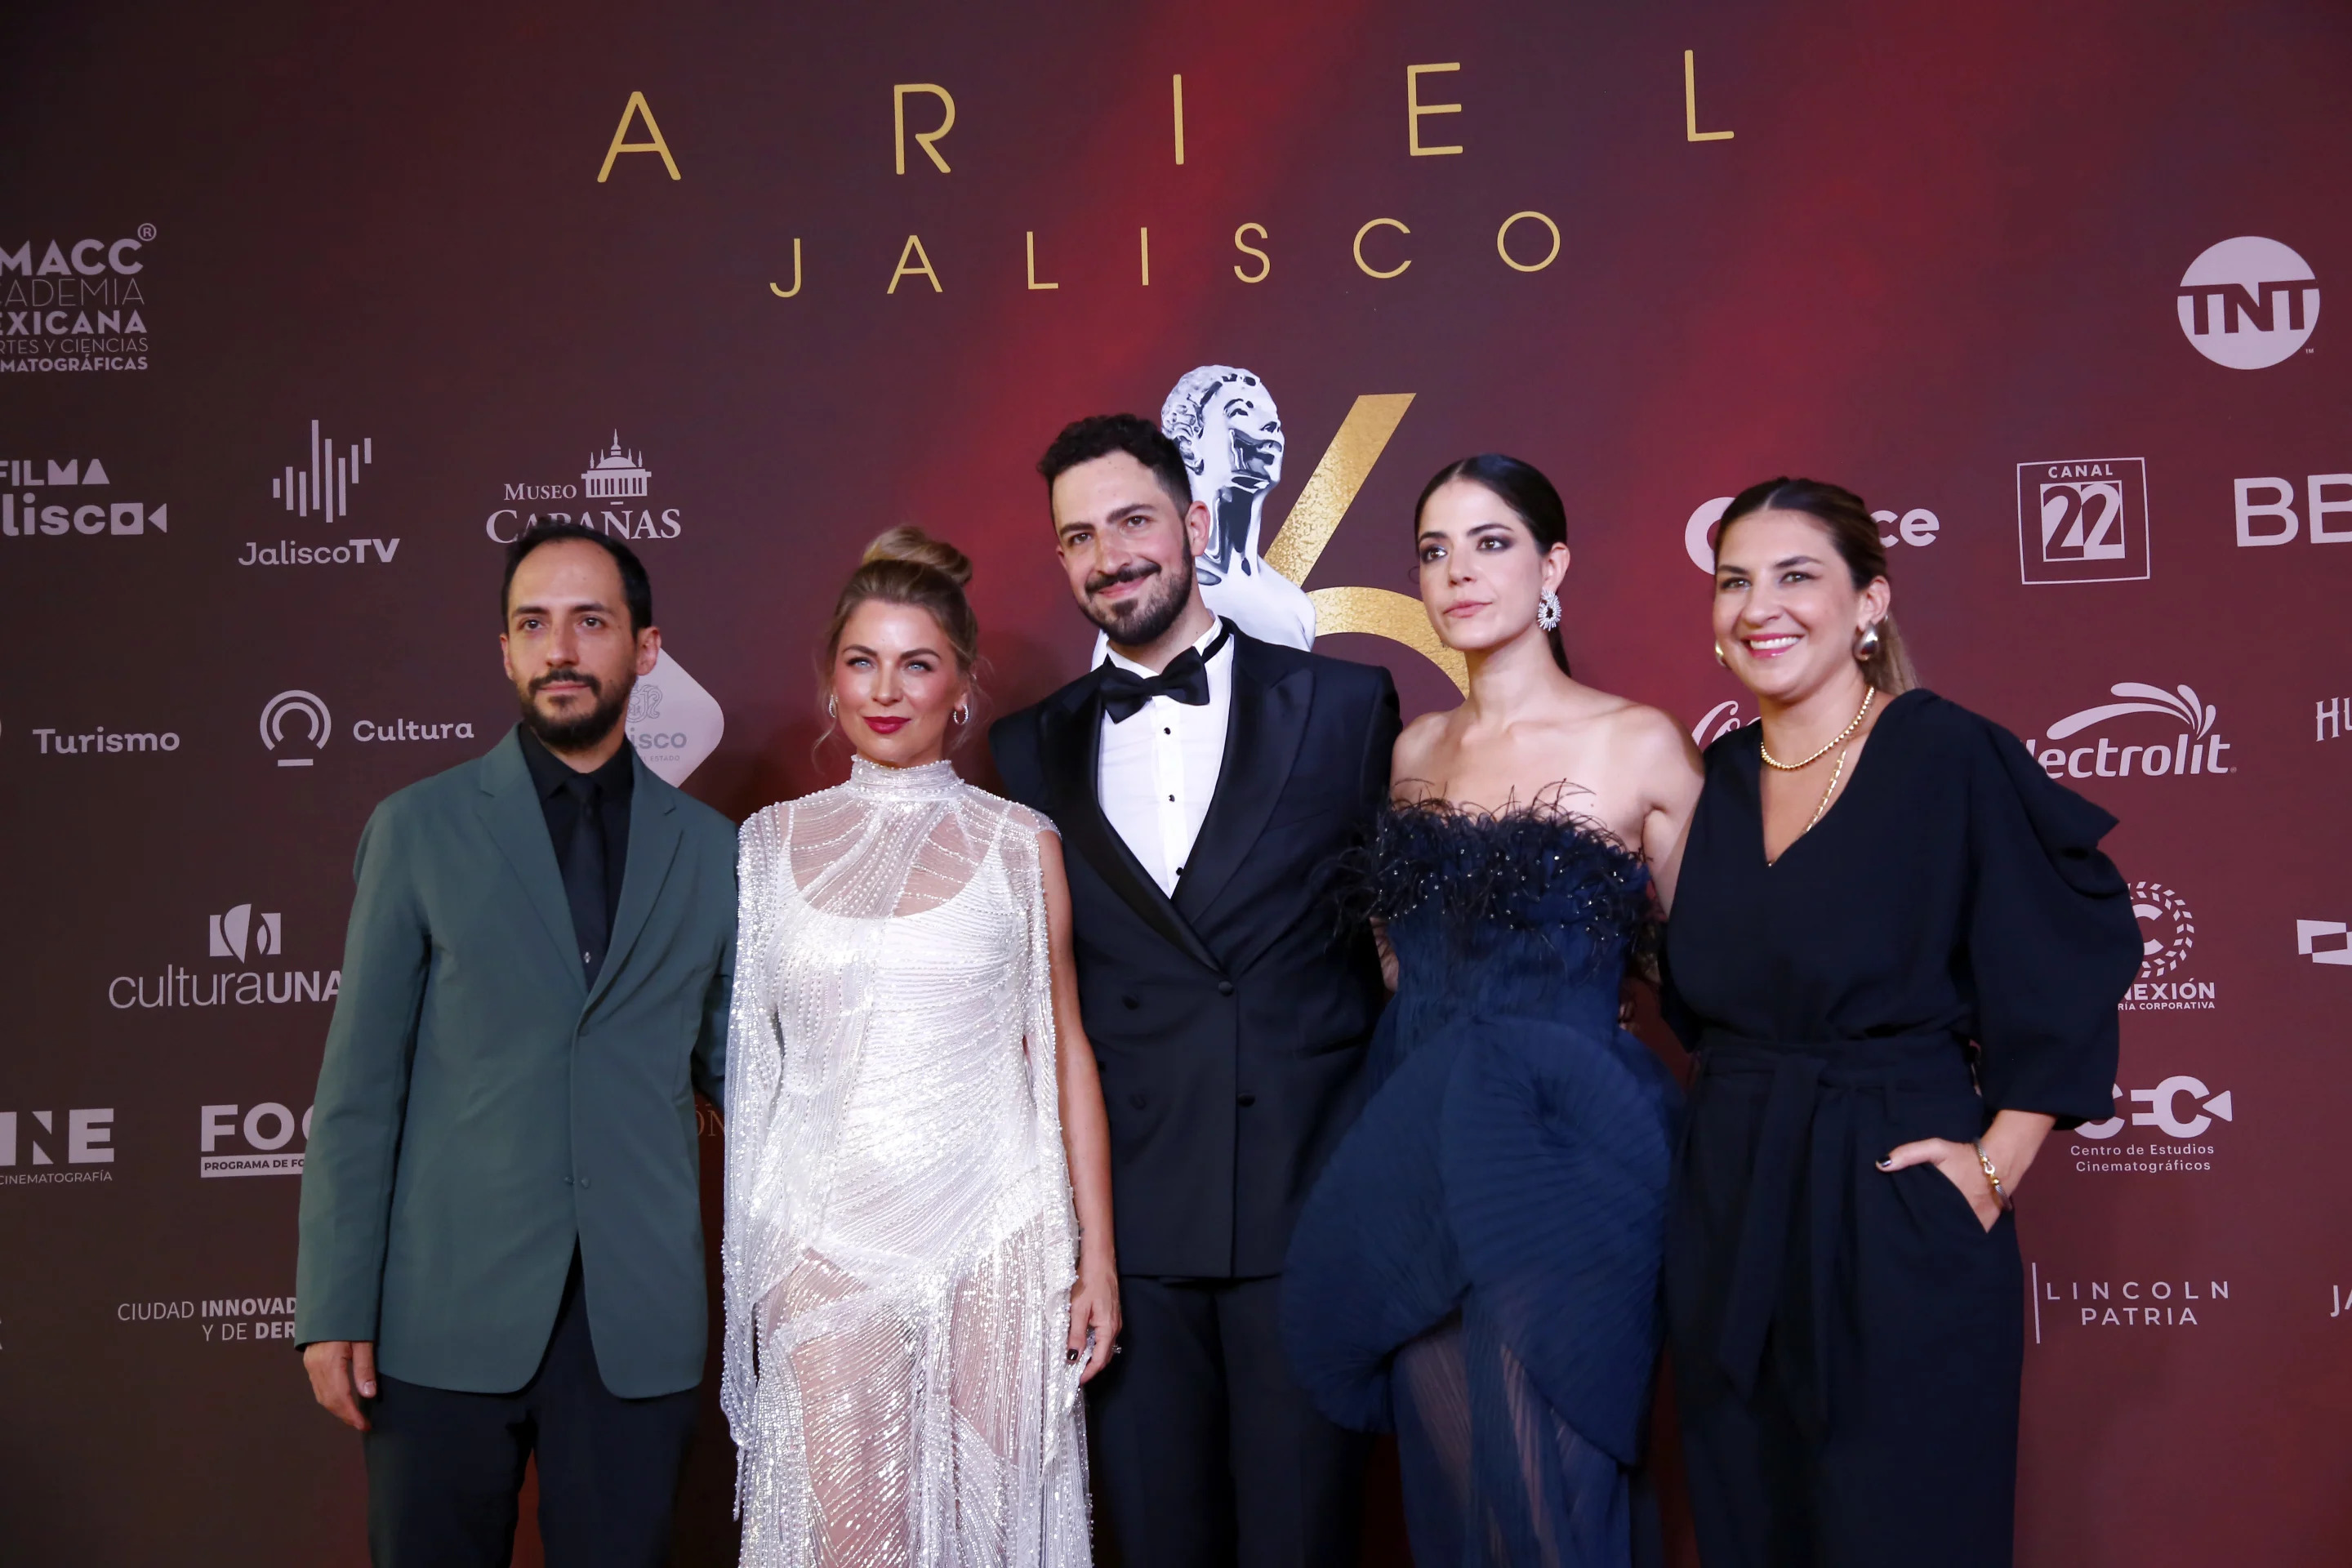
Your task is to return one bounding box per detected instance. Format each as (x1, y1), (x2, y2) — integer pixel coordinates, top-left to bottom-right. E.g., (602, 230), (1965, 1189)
(484, 431), (684, 543)
(108, 904), (339, 1011)
(0, 1109), (116, 1186)
(243, 419), (399, 568)
(2, 456), (167, 539)
(199, 1102), (310, 1178)
(0, 227), (153, 373)
(2070, 1075), (2234, 1175)
(2176, 236), (2319, 370)
(2022, 682), (2232, 782)
(2015, 459), (2149, 585)
(2123, 882), (2213, 1011)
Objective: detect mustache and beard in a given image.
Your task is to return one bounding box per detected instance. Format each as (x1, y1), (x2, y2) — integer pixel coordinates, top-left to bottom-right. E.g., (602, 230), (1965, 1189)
(1084, 551), (1196, 648)
(519, 666), (632, 752)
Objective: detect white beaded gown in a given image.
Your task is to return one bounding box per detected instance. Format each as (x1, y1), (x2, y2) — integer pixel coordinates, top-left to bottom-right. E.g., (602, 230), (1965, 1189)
(721, 756), (1091, 1568)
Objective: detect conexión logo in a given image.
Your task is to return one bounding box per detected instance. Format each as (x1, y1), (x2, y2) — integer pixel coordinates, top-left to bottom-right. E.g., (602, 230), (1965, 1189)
(0, 1109), (116, 1186)
(2, 457), (167, 538)
(199, 1102), (310, 1178)
(2123, 882), (2213, 1011)
(2177, 236), (2320, 370)
(261, 690), (331, 767)
(2016, 459), (2150, 585)
(2023, 683), (2231, 782)
(2296, 920), (2352, 967)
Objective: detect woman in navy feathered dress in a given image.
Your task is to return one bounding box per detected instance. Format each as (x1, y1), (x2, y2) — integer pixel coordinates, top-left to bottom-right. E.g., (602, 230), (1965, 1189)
(1283, 457), (1703, 1567)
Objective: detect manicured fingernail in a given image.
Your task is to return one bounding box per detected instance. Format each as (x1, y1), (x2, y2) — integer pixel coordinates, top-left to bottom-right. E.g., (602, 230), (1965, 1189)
(1874, 1158), (1894, 1169)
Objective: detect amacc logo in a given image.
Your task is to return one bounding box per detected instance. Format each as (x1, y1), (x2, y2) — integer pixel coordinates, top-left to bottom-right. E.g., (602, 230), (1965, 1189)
(2023, 683), (2232, 781)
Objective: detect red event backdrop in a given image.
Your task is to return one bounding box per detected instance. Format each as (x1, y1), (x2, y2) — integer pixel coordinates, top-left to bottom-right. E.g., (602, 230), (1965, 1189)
(2, 1), (2349, 1562)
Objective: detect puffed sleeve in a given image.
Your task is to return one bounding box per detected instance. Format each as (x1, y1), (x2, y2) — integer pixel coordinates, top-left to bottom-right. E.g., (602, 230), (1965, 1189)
(1961, 708), (2141, 1126)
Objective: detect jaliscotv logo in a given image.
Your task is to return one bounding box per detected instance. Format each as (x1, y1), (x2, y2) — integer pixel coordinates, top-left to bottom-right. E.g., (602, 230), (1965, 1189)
(2021, 682), (2232, 782)
(2, 456), (168, 540)
(0, 228), (152, 372)
(199, 1100), (310, 1178)
(2069, 1074), (2234, 1174)
(483, 431), (684, 544)
(2030, 1263), (2229, 1339)
(117, 1293), (297, 1343)
(2016, 459), (2150, 585)
(108, 902), (340, 1010)
(0, 1108), (116, 1186)
(2123, 882), (2214, 1012)
(2176, 236), (2320, 370)
(1682, 494), (1940, 572)
(241, 419), (401, 568)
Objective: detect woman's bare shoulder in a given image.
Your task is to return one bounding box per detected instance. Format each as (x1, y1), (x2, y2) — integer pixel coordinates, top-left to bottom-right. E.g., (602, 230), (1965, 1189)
(1390, 707), (1459, 790)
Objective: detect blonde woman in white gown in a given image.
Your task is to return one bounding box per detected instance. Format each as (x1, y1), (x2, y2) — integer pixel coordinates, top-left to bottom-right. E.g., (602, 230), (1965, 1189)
(723, 529), (1120, 1568)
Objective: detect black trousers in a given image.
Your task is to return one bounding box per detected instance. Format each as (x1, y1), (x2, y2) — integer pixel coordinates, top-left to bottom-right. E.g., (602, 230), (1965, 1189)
(1088, 1274), (1369, 1568)
(362, 1254), (701, 1568)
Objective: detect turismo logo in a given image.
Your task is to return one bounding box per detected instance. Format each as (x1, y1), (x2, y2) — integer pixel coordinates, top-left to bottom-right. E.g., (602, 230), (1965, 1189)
(243, 419), (400, 568)
(199, 1101), (310, 1178)
(2176, 236), (2319, 370)
(483, 431), (684, 543)
(2233, 473), (2351, 547)
(629, 650), (724, 786)
(2031, 1264), (2227, 1339)
(2016, 459), (2149, 584)
(2123, 882), (2212, 1011)
(2071, 1075), (2234, 1175)
(29, 723), (181, 755)
(1682, 495), (1939, 572)
(2023, 682), (2232, 782)
(2296, 920), (2352, 967)
(0, 226), (153, 373)
(1, 1108), (116, 1187)
(109, 902), (338, 1010)
(261, 690), (331, 767)
(2, 456), (167, 539)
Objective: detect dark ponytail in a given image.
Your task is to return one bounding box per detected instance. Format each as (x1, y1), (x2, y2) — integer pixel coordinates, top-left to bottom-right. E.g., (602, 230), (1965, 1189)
(1713, 477), (1917, 693)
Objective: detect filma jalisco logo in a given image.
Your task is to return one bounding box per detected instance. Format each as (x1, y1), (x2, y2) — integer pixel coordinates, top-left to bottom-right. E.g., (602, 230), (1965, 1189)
(483, 431), (685, 543)
(2176, 236), (2320, 370)
(109, 902), (339, 1011)
(2020, 682), (2232, 782)
(2, 456), (167, 540)
(241, 419), (402, 568)
(2015, 459), (2150, 585)
(0, 227), (153, 373)
(2123, 881), (2214, 1012)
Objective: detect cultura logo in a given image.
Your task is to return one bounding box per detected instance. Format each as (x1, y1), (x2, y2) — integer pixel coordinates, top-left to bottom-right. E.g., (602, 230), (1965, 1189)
(0, 1108), (116, 1183)
(2296, 920), (2351, 967)
(2015, 459), (2150, 585)
(207, 904), (280, 961)
(484, 430), (684, 544)
(2176, 236), (2320, 370)
(2123, 881), (2212, 1011)
(261, 690), (330, 767)
(2, 456), (167, 538)
(2023, 682), (2232, 782)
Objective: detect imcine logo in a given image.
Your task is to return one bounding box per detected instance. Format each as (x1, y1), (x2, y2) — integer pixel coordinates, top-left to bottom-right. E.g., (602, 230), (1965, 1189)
(2176, 236), (2320, 370)
(0, 1108), (116, 1171)
(261, 690), (330, 767)
(2023, 682), (2231, 782)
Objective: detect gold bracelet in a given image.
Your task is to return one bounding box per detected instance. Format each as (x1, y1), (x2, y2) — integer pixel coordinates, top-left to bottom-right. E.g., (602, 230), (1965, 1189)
(1974, 1141), (2011, 1211)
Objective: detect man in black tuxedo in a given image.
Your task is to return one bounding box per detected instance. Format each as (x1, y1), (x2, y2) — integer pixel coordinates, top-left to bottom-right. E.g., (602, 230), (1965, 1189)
(991, 414), (1400, 1568)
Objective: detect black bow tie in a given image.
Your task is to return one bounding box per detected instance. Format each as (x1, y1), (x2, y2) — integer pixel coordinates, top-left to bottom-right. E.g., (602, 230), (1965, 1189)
(1098, 623), (1232, 724)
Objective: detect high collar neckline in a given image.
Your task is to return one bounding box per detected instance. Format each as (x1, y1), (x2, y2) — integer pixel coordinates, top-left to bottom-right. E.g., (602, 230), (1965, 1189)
(844, 754), (963, 801)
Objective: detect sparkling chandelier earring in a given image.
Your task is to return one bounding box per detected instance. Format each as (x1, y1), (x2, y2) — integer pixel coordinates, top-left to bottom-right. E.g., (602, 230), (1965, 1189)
(1536, 589), (1561, 632)
(826, 694), (838, 718)
(1855, 621), (1883, 661)
(951, 702), (969, 726)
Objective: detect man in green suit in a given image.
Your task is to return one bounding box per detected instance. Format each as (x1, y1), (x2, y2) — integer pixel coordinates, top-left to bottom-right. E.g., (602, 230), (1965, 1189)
(296, 523), (738, 1567)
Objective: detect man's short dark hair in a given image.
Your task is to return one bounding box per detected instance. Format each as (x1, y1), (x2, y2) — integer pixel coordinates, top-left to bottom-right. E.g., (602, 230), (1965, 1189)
(501, 521), (654, 633)
(1037, 414), (1194, 518)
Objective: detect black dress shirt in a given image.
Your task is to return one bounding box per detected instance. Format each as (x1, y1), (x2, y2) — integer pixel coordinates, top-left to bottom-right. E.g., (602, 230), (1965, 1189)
(518, 725), (635, 983)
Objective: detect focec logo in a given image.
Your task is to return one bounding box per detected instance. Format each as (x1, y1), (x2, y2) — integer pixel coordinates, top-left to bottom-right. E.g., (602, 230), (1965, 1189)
(2296, 920), (2352, 967)
(484, 430), (684, 543)
(243, 419), (399, 568)
(2031, 1263), (2228, 1339)
(2, 456), (167, 540)
(628, 650), (724, 786)
(0, 1108), (116, 1186)
(0, 227), (152, 373)
(261, 690), (331, 767)
(199, 1101), (310, 1178)
(109, 902), (337, 1010)
(2070, 1075), (2234, 1175)
(2123, 881), (2213, 1010)
(2022, 682), (2232, 782)
(1682, 495), (1940, 572)
(2176, 236), (2320, 369)
(2015, 459), (2149, 585)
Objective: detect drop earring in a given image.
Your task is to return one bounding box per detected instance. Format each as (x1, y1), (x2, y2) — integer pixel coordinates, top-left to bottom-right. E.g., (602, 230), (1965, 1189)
(826, 695), (838, 719)
(1855, 622), (1883, 661)
(1536, 590), (1561, 632)
(1713, 643), (1728, 668)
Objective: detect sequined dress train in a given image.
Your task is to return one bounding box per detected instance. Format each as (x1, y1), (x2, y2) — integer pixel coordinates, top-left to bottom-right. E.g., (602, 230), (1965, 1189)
(722, 757), (1090, 1568)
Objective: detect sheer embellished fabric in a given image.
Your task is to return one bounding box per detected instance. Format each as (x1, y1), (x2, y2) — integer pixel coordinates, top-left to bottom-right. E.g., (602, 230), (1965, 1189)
(723, 757), (1089, 1568)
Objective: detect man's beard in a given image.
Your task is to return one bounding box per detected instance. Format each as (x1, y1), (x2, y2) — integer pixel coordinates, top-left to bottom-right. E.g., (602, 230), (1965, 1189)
(519, 669), (632, 753)
(1084, 552), (1196, 648)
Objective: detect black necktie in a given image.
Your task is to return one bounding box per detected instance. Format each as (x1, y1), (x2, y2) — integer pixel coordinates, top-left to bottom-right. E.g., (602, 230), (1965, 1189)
(1098, 622), (1232, 724)
(559, 774), (609, 983)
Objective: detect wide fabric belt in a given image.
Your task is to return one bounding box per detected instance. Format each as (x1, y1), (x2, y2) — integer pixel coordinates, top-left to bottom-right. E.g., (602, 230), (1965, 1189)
(1699, 1030), (1975, 1431)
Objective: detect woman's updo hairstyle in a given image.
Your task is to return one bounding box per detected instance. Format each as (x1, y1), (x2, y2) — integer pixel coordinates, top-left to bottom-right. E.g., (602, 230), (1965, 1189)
(1414, 453), (1573, 675)
(1713, 477), (1918, 695)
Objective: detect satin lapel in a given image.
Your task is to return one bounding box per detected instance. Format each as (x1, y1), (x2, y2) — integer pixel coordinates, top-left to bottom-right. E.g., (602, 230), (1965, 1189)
(473, 730), (588, 996)
(1040, 684), (1223, 973)
(586, 755), (683, 1013)
(1175, 636), (1310, 921)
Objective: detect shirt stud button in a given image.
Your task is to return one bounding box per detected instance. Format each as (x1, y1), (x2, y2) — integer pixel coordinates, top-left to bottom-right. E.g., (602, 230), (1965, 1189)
(1237, 1094), (1256, 1107)
(1218, 981), (1236, 997)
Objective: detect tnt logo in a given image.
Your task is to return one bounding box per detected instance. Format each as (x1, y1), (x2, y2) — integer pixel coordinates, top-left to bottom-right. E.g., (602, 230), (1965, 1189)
(2297, 920), (2352, 967)
(207, 903), (281, 960)
(0, 1109), (116, 1165)
(2176, 236), (2320, 370)
(2016, 459), (2150, 584)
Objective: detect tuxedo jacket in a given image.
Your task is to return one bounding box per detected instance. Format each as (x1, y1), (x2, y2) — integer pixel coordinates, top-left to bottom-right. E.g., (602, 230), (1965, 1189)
(295, 728), (737, 1396)
(991, 628), (1401, 1277)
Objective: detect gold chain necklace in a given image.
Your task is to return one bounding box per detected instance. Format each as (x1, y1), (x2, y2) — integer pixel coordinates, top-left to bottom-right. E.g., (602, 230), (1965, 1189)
(1761, 686), (1877, 771)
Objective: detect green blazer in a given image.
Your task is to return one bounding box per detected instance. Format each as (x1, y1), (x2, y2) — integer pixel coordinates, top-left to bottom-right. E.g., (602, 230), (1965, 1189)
(296, 727), (737, 1396)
